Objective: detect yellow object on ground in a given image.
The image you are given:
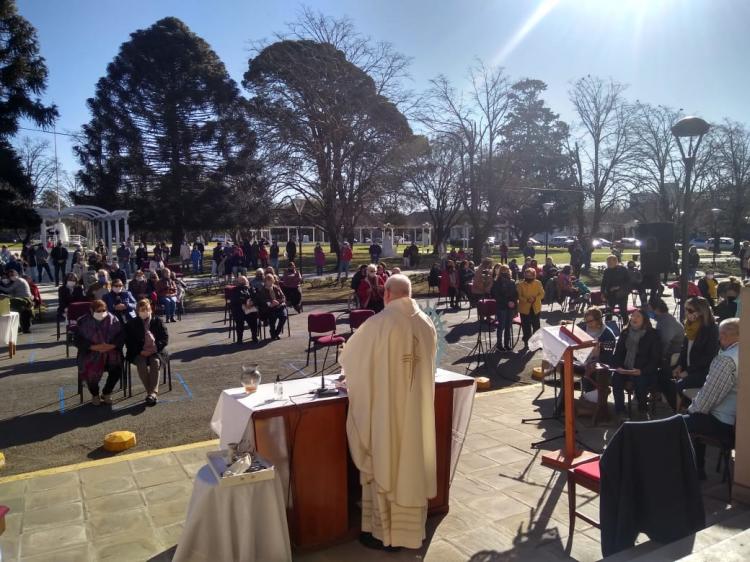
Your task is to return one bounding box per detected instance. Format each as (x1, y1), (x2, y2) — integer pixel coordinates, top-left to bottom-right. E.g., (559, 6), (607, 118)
(103, 431), (137, 453)
(476, 376), (491, 391)
(0, 451), (5, 470)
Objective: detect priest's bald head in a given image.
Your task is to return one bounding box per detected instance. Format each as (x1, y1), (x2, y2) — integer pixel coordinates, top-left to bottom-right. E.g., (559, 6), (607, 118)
(384, 274), (412, 305)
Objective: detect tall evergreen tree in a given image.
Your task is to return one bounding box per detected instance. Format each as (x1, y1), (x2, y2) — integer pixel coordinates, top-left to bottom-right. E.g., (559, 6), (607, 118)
(0, 0), (57, 230)
(75, 17), (266, 249)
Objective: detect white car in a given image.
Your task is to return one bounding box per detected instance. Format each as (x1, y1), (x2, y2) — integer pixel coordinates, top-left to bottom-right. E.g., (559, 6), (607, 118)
(618, 238), (641, 249)
(592, 238), (611, 248)
(549, 236), (575, 247)
(706, 237), (735, 251)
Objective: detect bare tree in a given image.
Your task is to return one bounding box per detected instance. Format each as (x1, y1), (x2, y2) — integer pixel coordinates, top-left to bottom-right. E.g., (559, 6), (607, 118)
(400, 135), (463, 252)
(284, 6), (413, 108)
(419, 62), (511, 257)
(627, 103), (682, 222)
(15, 136), (55, 203)
(568, 76), (634, 236)
(712, 120), (750, 248)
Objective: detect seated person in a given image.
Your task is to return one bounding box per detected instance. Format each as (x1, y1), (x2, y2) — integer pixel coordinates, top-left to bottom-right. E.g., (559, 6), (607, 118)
(125, 299), (168, 406)
(155, 268), (178, 323)
(75, 299), (124, 406)
(698, 270), (718, 309)
(280, 262), (303, 313)
(230, 276), (260, 344)
(715, 290), (739, 322)
(652, 299), (686, 399)
(0, 270), (33, 333)
(684, 317), (739, 480)
(172, 270), (187, 314)
(103, 278), (136, 325)
(250, 268), (265, 291)
(541, 257), (557, 283)
(258, 273), (287, 340)
(110, 260), (128, 285)
(626, 260), (646, 306)
(58, 273), (86, 320)
(128, 270), (150, 301)
(576, 307), (618, 393)
(556, 265), (579, 301)
(87, 269), (111, 301)
(670, 296), (720, 411)
(610, 308), (662, 415)
(358, 264), (385, 313)
(458, 260), (475, 305)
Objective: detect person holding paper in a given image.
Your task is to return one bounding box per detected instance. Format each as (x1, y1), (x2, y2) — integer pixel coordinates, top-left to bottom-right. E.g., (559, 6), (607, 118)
(610, 308), (662, 415)
(341, 274), (438, 551)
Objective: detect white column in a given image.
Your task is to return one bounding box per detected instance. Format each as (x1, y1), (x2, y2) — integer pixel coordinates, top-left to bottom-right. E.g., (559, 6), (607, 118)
(39, 221), (45, 245)
(286, 227), (290, 241)
(124, 220), (129, 243)
(114, 218), (120, 246)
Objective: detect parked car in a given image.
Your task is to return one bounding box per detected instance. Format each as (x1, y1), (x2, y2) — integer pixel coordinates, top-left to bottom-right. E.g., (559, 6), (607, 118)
(688, 237), (708, 249)
(706, 237), (735, 251)
(549, 235), (575, 248)
(591, 237), (611, 248)
(616, 237), (641, 249)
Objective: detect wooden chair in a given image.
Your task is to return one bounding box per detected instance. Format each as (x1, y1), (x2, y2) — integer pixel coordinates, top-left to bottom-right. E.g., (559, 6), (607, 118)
(567, 457), (601, 541)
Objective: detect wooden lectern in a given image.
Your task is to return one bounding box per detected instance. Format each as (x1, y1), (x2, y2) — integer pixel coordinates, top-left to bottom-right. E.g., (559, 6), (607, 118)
(540, 324), (600, 471)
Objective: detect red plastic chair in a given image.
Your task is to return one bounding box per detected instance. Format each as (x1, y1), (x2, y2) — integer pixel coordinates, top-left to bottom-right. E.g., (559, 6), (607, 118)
(349, 309), (375, 335)
(65, 301), (92, 358)
(306, 312), (346, 372)
(0, 504), (8, 536)
(589, 290), (604, 307)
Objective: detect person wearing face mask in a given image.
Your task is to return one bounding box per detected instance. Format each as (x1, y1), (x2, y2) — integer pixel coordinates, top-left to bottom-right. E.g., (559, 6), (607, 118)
(87, 269), (111, 301)
(258, 273), (287, 340)
(358, 264), (385, 313)
(57, 273), (86, 321)
(0, 271), (34, 332)
(75, 300), (124, 406)
(230, 276), (261, 344)
(697, 270), (718, 309)
(128, 270), (150, 301)
(110, 260), (127, 285)
(104, 279), (136, 324)
(516, 268), (545, 348)
(156, 268), (178, 322)
(125, 299), (169, 405)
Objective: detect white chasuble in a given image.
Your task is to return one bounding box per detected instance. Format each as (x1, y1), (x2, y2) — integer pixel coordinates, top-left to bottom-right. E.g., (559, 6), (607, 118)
(341, 296), (438, 548)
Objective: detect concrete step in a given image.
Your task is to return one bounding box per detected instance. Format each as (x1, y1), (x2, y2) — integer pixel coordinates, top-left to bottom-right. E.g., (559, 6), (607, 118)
(678, 527), (750, 561)
(603, 506), (750, 562)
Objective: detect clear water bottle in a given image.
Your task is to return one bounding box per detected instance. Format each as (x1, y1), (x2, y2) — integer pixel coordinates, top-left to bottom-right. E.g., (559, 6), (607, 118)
(274, 375), (284, 400)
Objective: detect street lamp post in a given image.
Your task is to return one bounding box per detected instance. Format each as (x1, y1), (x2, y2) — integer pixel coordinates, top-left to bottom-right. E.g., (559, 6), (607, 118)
(711, 207), (721, 268)
(292, 197), (306, 274)
(542, 202), (555, 260)
(672, 116), (711, 321)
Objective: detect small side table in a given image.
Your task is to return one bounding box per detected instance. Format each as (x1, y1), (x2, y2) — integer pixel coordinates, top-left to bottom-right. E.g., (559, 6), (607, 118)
(173, 465), (291, 562)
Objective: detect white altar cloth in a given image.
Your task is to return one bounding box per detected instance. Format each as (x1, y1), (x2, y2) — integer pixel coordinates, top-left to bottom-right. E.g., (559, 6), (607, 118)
(173, 465), (291, 562)
(209, 369), (476, 505)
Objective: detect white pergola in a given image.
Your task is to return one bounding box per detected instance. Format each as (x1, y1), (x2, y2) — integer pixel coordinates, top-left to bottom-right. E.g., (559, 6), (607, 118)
(37, 205), (132, 249)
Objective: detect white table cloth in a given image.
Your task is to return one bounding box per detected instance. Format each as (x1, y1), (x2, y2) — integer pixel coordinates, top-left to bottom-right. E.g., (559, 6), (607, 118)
(173, 465), (292, 562)
(210, 368), (476, 503)
(0, 312), (19, 349)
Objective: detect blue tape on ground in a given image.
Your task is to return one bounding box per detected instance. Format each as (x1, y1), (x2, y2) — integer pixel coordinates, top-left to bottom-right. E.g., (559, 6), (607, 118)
(175, 373), (193, 400)
(29, 351), (36, 364)
(59, 387), (65, 414)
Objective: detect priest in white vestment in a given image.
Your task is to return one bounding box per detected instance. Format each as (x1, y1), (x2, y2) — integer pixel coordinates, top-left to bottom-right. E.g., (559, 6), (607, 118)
(341, 273), (438, 550)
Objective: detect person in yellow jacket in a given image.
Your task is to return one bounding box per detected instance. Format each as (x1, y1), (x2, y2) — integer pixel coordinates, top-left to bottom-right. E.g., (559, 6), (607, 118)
(517, 267), (545, 346)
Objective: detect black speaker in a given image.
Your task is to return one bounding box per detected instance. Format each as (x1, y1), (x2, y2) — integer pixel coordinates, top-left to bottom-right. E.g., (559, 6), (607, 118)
(636, 222), (675, 275)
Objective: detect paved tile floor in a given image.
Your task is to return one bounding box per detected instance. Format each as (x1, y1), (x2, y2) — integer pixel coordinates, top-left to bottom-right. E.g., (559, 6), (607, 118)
(0, 385), (739, 562)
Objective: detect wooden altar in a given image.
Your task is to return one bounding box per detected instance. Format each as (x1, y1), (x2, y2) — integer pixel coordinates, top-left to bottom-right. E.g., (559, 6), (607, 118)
(251, 376), (474, 550)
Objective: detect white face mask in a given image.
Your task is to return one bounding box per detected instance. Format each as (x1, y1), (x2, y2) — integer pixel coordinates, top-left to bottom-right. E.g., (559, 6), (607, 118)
(138, 311), (150, 320)
(112, 287), (123, 294)
(67, 281), (76, 289)
(93, 311), (106, 321)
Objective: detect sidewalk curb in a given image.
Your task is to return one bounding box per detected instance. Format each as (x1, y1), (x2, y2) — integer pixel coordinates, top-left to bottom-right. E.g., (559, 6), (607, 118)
(0, 438), (219, 484)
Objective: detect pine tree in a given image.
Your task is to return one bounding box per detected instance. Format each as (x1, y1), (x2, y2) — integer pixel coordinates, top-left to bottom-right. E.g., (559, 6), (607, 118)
(0, 0), (58, 230)
(75, 17), (266, 249)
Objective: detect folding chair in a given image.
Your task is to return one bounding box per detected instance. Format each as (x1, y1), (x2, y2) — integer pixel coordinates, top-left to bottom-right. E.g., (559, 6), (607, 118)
(124, 350), (173, 398)
(305, 312), (345, 372)
(65, 301), (92, 358)
(223, 285), (235, 324)
(348, 309), (375, 336)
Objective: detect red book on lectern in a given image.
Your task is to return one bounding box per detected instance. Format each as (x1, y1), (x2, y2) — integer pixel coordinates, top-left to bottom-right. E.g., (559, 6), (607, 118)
(559, 323), (594, 345)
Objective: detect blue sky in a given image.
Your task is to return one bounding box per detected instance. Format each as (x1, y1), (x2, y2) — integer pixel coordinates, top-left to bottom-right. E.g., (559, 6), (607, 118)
(15, 0), (750, 174)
